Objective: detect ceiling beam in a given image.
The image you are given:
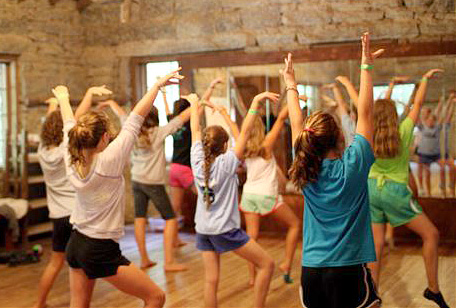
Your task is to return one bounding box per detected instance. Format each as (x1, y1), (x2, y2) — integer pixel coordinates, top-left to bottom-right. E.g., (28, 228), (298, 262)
(77, 0), (92, 12)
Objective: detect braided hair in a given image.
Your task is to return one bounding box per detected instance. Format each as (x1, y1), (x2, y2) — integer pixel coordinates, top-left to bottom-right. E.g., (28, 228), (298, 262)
(202, 125), (229, 209)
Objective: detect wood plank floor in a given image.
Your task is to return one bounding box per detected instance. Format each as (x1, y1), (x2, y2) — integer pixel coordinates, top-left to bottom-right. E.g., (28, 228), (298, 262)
(0, 226), (455, 308)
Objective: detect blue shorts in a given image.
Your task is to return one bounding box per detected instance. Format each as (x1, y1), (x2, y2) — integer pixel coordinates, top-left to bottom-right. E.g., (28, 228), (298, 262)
(196, 228), (250, 253)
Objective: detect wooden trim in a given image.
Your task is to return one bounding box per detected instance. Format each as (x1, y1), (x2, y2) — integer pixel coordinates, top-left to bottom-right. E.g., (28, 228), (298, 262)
(130, 40), (456, 98)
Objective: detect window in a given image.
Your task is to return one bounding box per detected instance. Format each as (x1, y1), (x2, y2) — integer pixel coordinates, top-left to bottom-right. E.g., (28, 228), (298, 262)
(0, 63), (8, 168)
(145, 61), (180, 162)
(373, 83), (415, 116)
(297, 84), (318, 111)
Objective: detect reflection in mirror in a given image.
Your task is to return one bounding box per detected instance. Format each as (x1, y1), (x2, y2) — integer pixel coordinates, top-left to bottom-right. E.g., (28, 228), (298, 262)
(194, 54), (455, 199)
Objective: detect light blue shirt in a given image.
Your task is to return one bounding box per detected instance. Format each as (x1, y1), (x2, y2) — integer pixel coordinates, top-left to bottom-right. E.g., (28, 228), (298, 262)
(191, 141), (241, 235)
(417, 124), (442, 156)
(302, 134), (376, 267)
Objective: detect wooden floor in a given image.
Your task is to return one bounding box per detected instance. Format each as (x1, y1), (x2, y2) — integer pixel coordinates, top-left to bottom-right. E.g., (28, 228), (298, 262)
(1, 226), (455, 308)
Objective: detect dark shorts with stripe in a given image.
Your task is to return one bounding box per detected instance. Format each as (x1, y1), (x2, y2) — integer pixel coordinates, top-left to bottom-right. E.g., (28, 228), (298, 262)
(300, 264), (381, 308)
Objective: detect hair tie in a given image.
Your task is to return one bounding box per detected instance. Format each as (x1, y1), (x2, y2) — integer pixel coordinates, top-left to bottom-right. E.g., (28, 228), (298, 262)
(304, 127), (314, 133)
(204, 187), (209, 196)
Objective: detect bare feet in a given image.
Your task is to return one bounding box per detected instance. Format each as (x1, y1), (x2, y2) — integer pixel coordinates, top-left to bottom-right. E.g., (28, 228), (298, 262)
(164, 263), (189, 272)
(140, 260), (157, 269)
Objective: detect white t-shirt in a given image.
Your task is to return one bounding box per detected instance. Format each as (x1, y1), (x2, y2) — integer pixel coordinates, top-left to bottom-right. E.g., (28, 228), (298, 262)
(130, 117), (183, 185)
(63, 112), (144, 241)
(191, 141), (241, 235)
(243, 155), (278, 196)
(38, 143), (76, 218)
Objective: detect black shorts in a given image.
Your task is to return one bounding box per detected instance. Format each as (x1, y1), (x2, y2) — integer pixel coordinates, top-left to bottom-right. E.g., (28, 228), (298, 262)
(51, 216), (72, 252)
(132, 182), (176, 220)
(300, 264), (381, 308)
(66, 230), (130, 279)
(417, 153), (441, 164)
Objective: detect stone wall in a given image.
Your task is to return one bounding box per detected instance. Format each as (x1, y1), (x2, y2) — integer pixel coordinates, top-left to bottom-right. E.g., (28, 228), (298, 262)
(0, 0), (87, 133)
(80, 0), (456, 99)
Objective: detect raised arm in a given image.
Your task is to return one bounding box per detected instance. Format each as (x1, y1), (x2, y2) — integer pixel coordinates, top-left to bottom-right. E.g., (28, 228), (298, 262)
(335, 75), (359, 107)
(160, 88), (172, 116)
(98, 99), (127, 118)
(74, 86), (113, 120)
(356, 32), (384, 147)
(328, 83), (350, 118)
(443, 93), (455, 124)
(435, 95), (445, 123)
(234, 92), (279, 159)
(133, 68), (183, 118)
(52, 86), (74, 122)
(262, 105), (289, 152)
(188, 94), (202, 143)
(384, 76), (410, 100)
(281, 53), (302, 146)
(45, 98), (58, 115)
(407, 69), (443, 124)
(214, 105), (240, 140)
(202, 77), (223, 102)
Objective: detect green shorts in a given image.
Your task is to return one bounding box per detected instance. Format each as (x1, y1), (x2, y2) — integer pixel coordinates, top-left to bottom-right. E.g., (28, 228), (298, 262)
(368, 178), (422, 227)
(240, 193), (284, 216)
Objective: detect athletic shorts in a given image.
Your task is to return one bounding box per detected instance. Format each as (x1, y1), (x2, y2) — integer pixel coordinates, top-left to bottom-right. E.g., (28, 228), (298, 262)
(66, 230), (130, 279)
(240, 193), (284, 216)
(300, 264), (381, 308)
(368, 178), (422, 227)
(196, 228), (250, 253)
(417, 153), (441, 164)
(169, 163), (194, 188)
(51, 216), (72, 252)
(132, 182), (176, 220)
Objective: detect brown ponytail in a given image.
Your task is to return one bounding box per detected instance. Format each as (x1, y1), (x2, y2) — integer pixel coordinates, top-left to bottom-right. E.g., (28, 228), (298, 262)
(136, 106), (159, 149)
(68, 111), (110, 166)
(202, 125), (229, 209)
(41, 111), (63, 148)
(289, 111), (340, 189)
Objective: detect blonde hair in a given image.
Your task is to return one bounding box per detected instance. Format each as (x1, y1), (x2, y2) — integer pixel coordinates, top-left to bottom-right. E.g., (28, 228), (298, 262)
(373, 99), (400, 158)
(289, 111), (340, 188)
(68, 111), (111, 166)
(244, 117), (266, 158)
(202, 125), (229, 209)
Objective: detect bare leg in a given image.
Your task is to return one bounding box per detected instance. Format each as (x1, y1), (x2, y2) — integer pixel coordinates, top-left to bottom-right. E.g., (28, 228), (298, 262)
(447, 158), (455, 197)
(104, 263), (165, 308)
(438, 159), (446, 198)
(163, 218), (188, 272)
(405, 214), (440, 293)
(368, 223), (386, 287)
(202, 251), (220, 308)
(234, 239), (274, 308)
(418, 162), (424, 193)
(69, 268), (96, 308)
(244, 213), (260, 286)
(385, 224), (395, 249)
(134, 218), (156, 269)
(170, 186), (186, 247)
(269, 204), (300, 277)
(34, 252), (66, 308)
(424, 164), (431, 196)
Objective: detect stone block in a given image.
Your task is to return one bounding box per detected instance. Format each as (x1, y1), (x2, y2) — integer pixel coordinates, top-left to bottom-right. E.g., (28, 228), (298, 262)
(176, 14), (216, 38)
(241, 6), (282, 30)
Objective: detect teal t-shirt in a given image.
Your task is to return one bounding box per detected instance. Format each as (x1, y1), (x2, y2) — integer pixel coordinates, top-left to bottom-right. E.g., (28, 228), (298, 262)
(302, 134), (376, 267)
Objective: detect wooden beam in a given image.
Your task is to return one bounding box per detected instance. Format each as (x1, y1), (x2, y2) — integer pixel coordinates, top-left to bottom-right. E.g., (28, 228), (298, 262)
(77, 0), (92, 12)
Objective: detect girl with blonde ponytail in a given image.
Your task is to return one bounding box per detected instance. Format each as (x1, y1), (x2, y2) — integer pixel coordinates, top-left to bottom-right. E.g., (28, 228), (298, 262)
(240, 105), (300, 285)
(54, 69), (182, 308)
(286, 33), (384, 308)
(190, 92), (277, 308)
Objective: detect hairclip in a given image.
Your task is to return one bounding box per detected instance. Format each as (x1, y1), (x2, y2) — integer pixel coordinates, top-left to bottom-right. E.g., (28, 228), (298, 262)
(304, 127), (314, 133)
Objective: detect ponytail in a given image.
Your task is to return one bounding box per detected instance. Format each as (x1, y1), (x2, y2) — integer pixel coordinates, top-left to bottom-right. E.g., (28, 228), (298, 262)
(202, 125), (229, 210)
(289, 111), (340, 189)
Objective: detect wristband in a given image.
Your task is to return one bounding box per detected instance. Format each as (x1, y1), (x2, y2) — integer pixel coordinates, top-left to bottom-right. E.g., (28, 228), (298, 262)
(421, 76), (428, 82)
(360, 64), (374, 70)
(286, 85), (299, 94)
(248, 109), (258, 115)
